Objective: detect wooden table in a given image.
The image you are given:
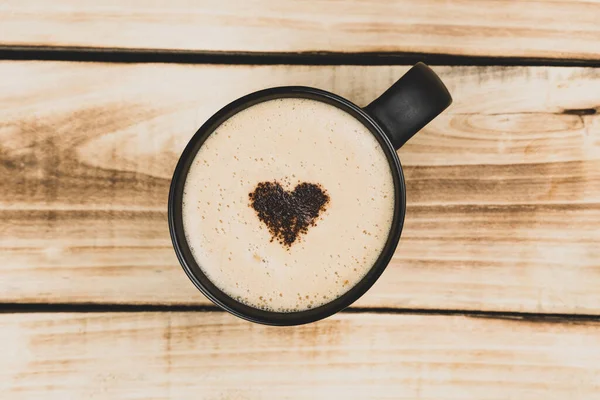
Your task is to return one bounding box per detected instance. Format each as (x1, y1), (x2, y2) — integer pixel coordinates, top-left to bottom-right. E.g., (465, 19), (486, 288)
(1, 1), (600, 398)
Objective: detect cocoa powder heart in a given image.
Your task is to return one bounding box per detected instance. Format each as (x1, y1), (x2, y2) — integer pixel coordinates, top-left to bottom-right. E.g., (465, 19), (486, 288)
(249, 181), (330, 247)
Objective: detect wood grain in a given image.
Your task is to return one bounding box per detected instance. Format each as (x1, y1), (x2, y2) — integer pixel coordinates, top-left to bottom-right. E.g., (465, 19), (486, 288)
(1, 312), (599, 399)
(1, 62), (600, 313)
(1, 0), (600, 59)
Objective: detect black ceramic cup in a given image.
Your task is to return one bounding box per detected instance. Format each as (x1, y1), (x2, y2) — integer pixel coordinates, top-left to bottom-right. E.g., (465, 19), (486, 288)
(169, 62), (452, 325)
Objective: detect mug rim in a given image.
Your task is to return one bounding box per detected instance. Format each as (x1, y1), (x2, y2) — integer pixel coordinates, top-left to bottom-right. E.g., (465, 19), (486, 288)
(168, 86), (406, 325)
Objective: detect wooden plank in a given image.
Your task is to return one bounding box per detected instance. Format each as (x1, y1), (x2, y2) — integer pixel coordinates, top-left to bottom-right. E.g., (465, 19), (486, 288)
(1, 62), (600, 313)
(1, 312), (599, 398)
(1, 0), (600, 60)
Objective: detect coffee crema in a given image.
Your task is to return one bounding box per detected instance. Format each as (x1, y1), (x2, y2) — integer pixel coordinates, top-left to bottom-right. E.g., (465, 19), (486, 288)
(182, 98), (395, 312)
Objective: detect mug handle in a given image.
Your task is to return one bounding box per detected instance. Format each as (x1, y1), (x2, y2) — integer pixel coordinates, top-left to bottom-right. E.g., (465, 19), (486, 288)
(364, 63), (452, 150)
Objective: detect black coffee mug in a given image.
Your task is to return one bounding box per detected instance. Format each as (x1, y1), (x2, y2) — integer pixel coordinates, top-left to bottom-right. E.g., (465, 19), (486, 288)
(169, 63), (452, 325)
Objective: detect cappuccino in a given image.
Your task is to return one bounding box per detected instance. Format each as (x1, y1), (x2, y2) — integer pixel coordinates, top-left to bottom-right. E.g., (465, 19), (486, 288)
(182, 98), (395, 312)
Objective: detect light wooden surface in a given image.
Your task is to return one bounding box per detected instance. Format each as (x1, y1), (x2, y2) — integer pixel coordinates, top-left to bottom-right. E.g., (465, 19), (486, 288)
(2, 0), (600, 59)
(2, 1), (600, 397)
(1, 312), (599, 399)
(1, 62), (599, 314)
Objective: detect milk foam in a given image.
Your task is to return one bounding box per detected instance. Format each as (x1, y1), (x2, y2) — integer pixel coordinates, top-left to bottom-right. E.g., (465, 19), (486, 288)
(182, 98), (395, 312)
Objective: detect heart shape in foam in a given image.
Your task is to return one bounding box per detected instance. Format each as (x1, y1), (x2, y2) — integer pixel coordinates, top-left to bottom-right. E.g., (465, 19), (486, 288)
(249, 181), (330, 247)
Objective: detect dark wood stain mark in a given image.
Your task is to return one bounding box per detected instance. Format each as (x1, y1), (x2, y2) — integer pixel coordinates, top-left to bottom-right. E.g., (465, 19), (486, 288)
(403, 159), (598, 205)
(562, 108), (598, 116)
(0, 104), (172, 209)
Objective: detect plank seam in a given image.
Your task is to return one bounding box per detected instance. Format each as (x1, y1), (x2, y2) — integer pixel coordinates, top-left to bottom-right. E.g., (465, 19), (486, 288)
(1, 303), (599, 324)
(1, 45), (600, 67)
